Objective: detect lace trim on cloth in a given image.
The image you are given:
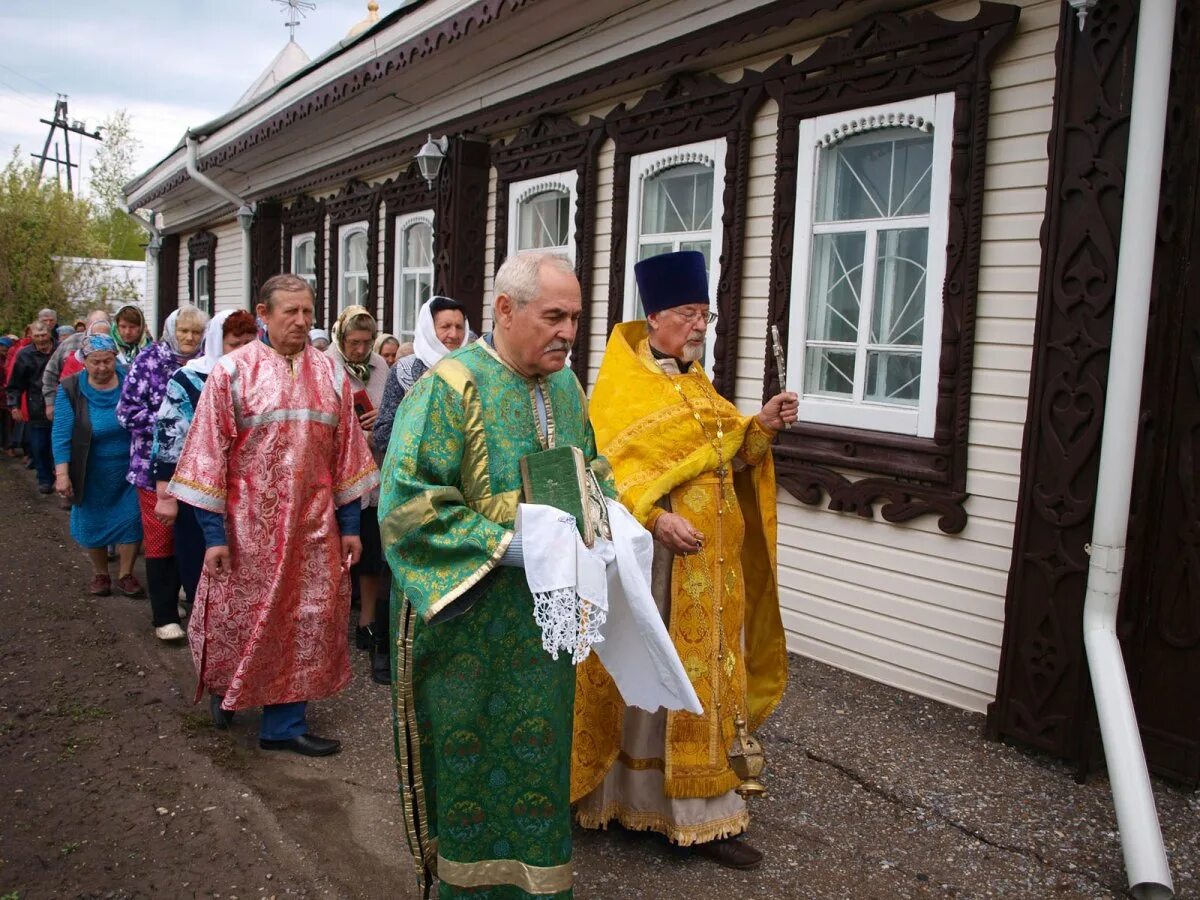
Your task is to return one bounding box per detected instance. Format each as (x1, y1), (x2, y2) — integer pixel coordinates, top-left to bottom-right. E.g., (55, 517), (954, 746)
(531, 586), (606, 664)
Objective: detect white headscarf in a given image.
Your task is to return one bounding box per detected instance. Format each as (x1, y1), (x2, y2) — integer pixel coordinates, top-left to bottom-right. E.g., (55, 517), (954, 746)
(413, 296), (471, 370)
(187, 309), (236, 376)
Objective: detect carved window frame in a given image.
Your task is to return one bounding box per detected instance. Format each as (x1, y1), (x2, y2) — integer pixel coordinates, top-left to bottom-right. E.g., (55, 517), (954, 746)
(187, 230), (216, 313)
(605, 74), (764, 399)
(393, 209), (436, 342)
(493, 115), (604, 386)
(761, 6), (1019, 533)
(325, 180), (379, 330)
(508, 172), (578, 261)
(281, 195), (325, 321)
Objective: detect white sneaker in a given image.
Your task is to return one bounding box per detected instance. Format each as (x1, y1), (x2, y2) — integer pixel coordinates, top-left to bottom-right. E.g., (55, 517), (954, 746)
(155, 623), (186, 641)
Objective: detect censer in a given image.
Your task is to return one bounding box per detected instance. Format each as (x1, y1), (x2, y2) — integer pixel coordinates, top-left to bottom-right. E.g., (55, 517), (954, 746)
(727, 715), (767, 798)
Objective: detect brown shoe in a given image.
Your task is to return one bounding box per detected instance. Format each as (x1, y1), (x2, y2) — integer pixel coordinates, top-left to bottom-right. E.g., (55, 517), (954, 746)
(89, 574), (112, 596)
(693, 836), (763, 869)
(116, 574), (144, 598)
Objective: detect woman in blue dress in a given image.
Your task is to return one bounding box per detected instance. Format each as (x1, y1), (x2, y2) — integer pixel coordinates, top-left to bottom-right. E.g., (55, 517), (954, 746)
(52, 334), (144, 602)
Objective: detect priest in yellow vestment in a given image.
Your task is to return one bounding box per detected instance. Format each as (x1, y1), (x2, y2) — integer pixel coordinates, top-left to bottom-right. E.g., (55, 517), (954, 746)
(573, 250), (796, 868)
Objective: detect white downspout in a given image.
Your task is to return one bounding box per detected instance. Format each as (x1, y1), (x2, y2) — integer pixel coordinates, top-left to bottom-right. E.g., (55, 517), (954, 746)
(184, 134), (255, 308)
(121, 204), (162, 337)
(1081, 0), (1176, 898)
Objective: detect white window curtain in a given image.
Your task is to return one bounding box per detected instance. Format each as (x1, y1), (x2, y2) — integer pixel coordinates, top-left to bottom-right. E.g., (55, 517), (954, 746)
(339, 224), (370, 312)
(291, 233), (317, 294)
(394, 210), (435, 343)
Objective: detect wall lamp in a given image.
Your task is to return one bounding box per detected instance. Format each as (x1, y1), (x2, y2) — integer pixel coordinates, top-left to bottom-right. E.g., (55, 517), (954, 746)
(417, 134), (450, 190)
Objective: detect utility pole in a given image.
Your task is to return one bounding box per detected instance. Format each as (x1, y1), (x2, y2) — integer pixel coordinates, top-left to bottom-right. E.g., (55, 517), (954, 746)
(30, 95), (102, 193)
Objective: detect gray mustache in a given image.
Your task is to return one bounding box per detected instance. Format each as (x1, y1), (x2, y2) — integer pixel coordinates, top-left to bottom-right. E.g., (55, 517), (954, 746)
(544, 340), (572, 353)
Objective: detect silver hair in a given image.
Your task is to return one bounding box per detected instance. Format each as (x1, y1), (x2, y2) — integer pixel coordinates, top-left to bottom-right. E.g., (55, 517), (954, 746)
(493, 251), (575, 309)
(175, 304), (209, 331)
(38, 308), (57, 322)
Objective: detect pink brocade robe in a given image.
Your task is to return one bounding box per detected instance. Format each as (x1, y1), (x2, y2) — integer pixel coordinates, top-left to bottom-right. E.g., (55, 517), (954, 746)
(168, 340), (380, 710)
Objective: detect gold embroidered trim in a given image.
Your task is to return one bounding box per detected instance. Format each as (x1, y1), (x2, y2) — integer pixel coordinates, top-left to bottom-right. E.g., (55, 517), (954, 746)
(393, 596), (435, 892)
(423, 531), (512, 623)
(575, 803), (749, 847)
(436, 855), (573, 894)
(617, 751), (665, 772)
(334, 463), (379, 494)
(468, 490), (521, 526)
(170, 475), (225, 499)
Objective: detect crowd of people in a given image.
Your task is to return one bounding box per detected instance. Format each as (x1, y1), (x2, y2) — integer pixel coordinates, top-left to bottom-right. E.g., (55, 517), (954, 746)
(2, 249), (801, 898)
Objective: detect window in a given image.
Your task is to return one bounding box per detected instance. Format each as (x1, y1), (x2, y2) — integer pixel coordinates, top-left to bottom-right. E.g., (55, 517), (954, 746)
(508, 172), (578, 260)
(623, 140), (726, 366)
(338, 223), (370, 312)
(393, 210), (434, 342)
(787, 95), (954, 437)
(192, 259), (211, 315)
(291, 233), (317, 294)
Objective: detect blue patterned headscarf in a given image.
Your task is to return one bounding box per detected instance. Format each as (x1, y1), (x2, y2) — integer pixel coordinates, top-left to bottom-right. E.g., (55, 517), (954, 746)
(81, 334), (118, 357)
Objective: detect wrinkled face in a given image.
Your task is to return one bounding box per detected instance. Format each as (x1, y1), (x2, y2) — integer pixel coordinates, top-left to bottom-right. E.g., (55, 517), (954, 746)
(433, 310), (466, 351)
(84, 351), (117, 385)
(222, 331), (255, 355)
(38, 313), (56, 330)
(379, 340), (399, 367)
(31, 327), (52, 352)
(343, 328), (374, 364)
(258, 289), (314, 355)
(495, 265), (581, 378)
(117, 318), (142, 344)
(647, 303), (710, 363)
(175, 321), (204, 356)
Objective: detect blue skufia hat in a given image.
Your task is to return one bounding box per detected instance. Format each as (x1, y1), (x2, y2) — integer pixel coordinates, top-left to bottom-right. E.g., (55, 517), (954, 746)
(634, 250), (710, 315)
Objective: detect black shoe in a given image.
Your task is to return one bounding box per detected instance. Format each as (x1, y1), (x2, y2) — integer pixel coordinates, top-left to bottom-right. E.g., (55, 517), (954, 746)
(692, 837), (763, 870)
(259, 733), (341, 757)
(355, 623), (374, 651)
(210, 694), (234, 730)
(371, 647), (392, 685)
(37, 483), (53, 494)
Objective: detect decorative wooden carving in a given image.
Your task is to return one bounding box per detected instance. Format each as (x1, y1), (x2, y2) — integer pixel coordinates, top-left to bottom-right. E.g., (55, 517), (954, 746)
(186, 230), (217, 308)
(986, 1), (1139, 763)
(435, 139), (490, 331)
(156, 233), (180, 328)
(492, 115), (605, 384)
(380, 163), (437, 336)
(325, 180), (381, 330)
(281, 194), (326, 324)
(605, 72), (766, 399)
(761, 4), (1018, 531)
(250, 200), (283, 307)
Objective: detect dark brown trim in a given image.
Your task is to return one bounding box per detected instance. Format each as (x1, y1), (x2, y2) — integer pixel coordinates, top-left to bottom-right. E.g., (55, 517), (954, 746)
(281, 194), (326, 322)
(435, 138), (490, 331)
(156, 234), (180, 328)
(761, 4), (1018, 531)
(131, 0), (860, 211)
(604, 73), (765, 400)
(186, 230), (217, 311)
(492, 114), (605, 385)
(380, 163), (437, 336)
(250, 200), (283, 308)
(986, 1), (1140, 761)
(325, 180), (380, 331)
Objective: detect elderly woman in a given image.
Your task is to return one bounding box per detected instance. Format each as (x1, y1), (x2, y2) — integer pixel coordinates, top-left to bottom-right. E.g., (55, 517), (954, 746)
(371, 296), (469, 455)
(326, 304), (390, 683)
(59, 317), (114, 383)
(309, 328), (331, 351)
(52, 335), (143, 599)
(118, 305), (207, 636)
(373, 332), (400, 367)
(151, 310), (258, 614)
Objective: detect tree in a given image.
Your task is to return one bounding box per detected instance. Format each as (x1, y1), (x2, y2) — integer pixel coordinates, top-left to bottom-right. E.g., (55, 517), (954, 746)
(0, 152), (105, 332)
(88, 109), (146, 261)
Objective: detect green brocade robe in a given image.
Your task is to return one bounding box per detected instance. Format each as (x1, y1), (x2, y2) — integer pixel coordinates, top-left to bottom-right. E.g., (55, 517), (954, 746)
(379, 340), (615, 900)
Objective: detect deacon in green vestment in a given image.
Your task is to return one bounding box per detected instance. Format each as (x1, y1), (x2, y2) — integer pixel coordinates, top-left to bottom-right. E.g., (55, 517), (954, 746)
(379, 251), (615, 899)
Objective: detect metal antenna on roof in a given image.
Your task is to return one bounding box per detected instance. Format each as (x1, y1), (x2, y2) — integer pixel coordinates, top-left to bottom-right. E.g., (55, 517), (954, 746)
(273, 0), (317, 42)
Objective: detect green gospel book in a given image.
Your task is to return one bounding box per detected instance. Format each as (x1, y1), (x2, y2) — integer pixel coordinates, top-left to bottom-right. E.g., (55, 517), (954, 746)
(520, 445), (595, 547)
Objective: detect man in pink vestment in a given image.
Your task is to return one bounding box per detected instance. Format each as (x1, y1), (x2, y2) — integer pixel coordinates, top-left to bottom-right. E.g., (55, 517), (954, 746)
(168, 274), (380, 757)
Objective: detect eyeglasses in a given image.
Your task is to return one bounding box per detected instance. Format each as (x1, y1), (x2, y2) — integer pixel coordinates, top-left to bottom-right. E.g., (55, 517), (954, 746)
(666, 308), (718, 325)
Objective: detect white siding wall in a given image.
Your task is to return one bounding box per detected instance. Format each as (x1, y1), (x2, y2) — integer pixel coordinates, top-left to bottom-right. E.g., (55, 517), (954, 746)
(586, 138), (616, 383)
(481, 165), (498, 334)
(177, 231), (192, 305)
(212, 220), (242, 313)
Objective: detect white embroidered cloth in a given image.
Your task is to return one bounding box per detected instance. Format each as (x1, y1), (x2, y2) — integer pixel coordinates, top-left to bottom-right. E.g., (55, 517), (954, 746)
(518, 501), (702, 714)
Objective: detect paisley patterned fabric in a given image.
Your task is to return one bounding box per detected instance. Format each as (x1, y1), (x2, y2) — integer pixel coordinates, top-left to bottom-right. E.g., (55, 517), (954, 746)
(167, 340), (379, 710)
(379, 339), (613, 899)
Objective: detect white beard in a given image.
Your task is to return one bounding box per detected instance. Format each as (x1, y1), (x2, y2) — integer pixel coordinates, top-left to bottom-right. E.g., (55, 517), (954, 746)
(680, 340), (705, 363)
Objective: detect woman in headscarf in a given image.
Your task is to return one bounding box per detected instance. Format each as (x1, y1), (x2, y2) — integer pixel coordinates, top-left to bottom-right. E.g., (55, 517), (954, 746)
(326, 304), (390, 683)
(371, 295), (468, 455)
(51, 334), (143, 598)
(59, 317), (114, 383)
(118, 304), (208, 637)
(373, 332), (400, 367)
(111, 304), (151, 366)
(151, 310), (258, 621)
(308, 328), (330, 351)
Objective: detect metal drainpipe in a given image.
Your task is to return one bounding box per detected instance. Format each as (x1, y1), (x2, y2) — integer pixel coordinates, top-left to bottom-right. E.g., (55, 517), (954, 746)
(1081, 0), (1176, 897)
(121, 204), (162, 337)
(184, 134), (255, 308)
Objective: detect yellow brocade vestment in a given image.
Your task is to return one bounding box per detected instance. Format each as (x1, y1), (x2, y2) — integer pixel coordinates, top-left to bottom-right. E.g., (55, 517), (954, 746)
(572, 322), (788, 805)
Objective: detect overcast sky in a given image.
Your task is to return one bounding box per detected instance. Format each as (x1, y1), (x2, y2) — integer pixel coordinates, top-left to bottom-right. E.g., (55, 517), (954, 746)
(0, 0), (381, 195)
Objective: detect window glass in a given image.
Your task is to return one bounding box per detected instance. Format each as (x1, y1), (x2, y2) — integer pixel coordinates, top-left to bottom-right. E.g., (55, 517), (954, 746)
(517, 189), (570, 250)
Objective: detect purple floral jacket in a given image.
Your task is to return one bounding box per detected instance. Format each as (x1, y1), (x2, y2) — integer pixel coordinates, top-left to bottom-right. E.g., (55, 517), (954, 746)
(117, 341), (182, 490)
